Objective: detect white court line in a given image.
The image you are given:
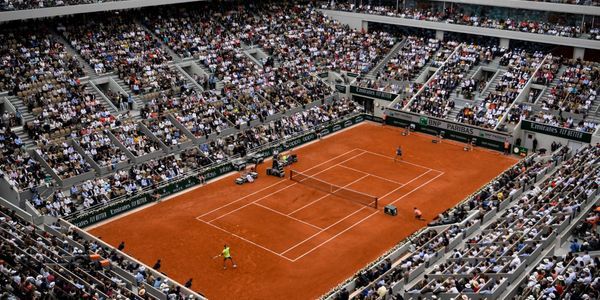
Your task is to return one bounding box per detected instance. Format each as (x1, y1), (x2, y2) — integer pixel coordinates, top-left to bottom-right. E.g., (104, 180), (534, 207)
(280, 170), (431, 256)
(356, 148), (444, 174)
(290, 171), (445, 262)
(198, 219), (295, 262)
(337, 164), (406, 186)
(197, 148), (363, 219)
(253, 203), (324, 231)
(287, 173), (371, 216)
(205, 150), (367, 223)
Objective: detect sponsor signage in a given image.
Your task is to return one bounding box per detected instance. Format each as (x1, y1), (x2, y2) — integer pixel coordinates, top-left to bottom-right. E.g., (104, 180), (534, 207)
(384, 109), (509, 151)
(319, 115), (365, 138)
(318, 72), (329, 78)
(350, 86), (398, 101)
(521, 120), (592, 143)
(68, 193), (150, 228)
(363, 114), (383, 123)
(346, 72), (359, 78)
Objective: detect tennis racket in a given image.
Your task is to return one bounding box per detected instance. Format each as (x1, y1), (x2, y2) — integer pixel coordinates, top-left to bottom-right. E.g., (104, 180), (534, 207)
(212, 255), (220, 260)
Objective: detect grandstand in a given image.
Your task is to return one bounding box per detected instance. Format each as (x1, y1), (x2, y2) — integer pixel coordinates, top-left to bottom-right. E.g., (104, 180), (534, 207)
(0, 0), (598, 299)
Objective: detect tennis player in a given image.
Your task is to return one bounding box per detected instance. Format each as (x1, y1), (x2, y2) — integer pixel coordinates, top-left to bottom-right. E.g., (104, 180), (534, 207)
(394, 146), (403, 162)
(218, 244), (237, 269)
(414, 207), (424, 220)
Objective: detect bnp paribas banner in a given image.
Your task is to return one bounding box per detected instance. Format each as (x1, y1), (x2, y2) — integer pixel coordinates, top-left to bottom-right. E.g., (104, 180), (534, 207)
(521, 120), (592, 143)
(384, 109), (510, 151)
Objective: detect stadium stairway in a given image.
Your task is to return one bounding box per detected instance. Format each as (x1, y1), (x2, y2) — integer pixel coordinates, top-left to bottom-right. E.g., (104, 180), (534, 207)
(482, 55), (503, 70)
(446, 97), (471, 121)
(7, 95), (34, 125)
(12, 126), (36, 149)
(84, 82), (120, 115)
(591, 102), (600, 118)
(480, 69), (506, 100)
(174, 64), (206, 92)
(110, 76), (145, 108)
(444, 66), (481, 120)
(534, 65), (567, 105)
(413, 58), (440, 85)
(366, 38), (407, 78)
(194, 62), (224, 92)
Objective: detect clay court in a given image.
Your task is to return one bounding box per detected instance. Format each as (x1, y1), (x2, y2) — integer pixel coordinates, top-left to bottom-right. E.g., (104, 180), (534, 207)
(89, 122), (518, 300)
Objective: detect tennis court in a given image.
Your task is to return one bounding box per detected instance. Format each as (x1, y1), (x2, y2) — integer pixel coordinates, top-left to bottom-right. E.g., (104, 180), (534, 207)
(88, 122), (518, 300)
(196, 148), (443, 262)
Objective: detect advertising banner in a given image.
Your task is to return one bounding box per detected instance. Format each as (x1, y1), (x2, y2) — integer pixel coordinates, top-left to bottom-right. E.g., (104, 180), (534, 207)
(350, 86), (398, 101)
(521, 120), (592, 143)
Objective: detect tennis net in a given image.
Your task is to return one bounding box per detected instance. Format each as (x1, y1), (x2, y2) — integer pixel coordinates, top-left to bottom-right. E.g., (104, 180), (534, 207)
(289, 170), (378, 209)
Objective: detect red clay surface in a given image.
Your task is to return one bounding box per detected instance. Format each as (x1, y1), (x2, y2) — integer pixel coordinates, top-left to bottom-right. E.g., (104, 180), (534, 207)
(89, 122), (518, 300)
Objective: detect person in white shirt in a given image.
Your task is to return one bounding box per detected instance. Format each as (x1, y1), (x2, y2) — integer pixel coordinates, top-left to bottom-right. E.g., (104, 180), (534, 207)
(246, 172), (254, 183)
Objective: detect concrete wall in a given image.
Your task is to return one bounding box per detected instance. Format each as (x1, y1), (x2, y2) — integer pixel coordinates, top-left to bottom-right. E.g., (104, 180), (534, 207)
(574, 47), (586, 60)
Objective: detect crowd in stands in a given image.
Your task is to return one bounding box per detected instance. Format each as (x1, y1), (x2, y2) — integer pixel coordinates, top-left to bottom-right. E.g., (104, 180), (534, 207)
(408, 44), (484, 118)
(0, 125), (46, 190)
(35, 140), (92, 179)
(457, 50), (545, 129)
(517, 253), (599, 299)
(571, 205), (600, 252)
(22, 82), (114, 140)
(40, 153), (189, 216)
(78, 130), (128, 168)
(507, 57), (599, 133)
(526, 110), (598, 132)
(1, 0), (115, 11)
(206, 97), (360, 159)
(539, 59), (599, 114)
(111, 120), (162, 157)
(380, 37), (440, 82)
(0, 1), (592, 12)
(0, 27), (84, 94)
(167, 90), (232, 138)
(253, 4), (395, 75)
(59, 17), (185, 94)
(402, 144), (599, 299)
(323, 2), (600, 40)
